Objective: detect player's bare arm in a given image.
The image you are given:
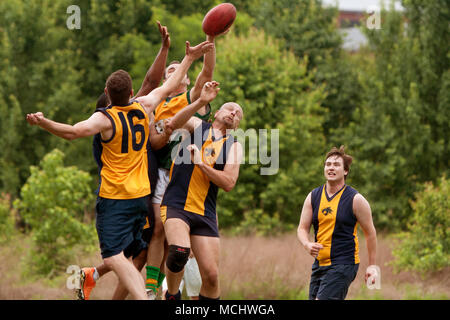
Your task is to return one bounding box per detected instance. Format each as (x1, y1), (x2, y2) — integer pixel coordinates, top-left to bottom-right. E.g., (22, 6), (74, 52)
(187, 141), (242, 192)
(297, 192), (324, 258)
(136, 40), (214, 115)
(26, 111), (112, 141)
(133, 21), (170, 99)
(189, 35), (216, 102)
(167, 81), (220, 132)
(353, 193), (378, 282)
(148, 114), (173, 150)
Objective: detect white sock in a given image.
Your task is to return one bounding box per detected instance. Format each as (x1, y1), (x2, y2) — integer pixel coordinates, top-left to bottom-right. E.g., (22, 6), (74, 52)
(93, 268), (99, 281)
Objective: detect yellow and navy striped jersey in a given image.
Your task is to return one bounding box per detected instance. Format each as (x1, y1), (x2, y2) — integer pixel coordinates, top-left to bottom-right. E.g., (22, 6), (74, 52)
(153, 89), (211, 169)
(161, 121), (236, 219)
(93, 101), (150, 199)
(311, 184), (360, 266)
(154, 91), (191, 123)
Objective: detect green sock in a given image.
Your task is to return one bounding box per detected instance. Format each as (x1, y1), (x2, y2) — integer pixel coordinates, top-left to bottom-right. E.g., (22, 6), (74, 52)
(157, 272), (166, 289)
(146, 266), (160, 292)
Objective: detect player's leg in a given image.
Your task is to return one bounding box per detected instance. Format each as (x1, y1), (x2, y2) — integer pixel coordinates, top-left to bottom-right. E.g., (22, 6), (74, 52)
(316, 264), (359, 300)
(111, 249), (147, 300)
(146, 169), (170, 297)
(145, 202), (165, 296)
(191, 235), (220, 299)
(104, 252), (147, 300)
(164, 213), (191, 299)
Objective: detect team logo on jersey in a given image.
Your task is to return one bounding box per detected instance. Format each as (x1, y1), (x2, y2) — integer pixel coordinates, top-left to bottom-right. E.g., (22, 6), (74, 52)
(204, 147), (216, 158)
(203, 147), (217, 165)
(322, 207), (333, 216)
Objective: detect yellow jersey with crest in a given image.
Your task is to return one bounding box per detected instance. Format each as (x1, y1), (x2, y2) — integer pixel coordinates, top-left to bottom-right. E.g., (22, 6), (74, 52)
(310, 184), (360, 267)
(93, 101), (150, 199)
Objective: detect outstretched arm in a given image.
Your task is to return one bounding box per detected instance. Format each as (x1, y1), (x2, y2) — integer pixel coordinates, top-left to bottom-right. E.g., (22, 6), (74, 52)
(26, 111), (111, 141)
(190, 35), (216, 102)
(150, 81), (220, 150)
(187, 141), (242, 192)
(136, 40), (214, 115)
(167, 81), (220, 132)
(133, 21), (170, 99)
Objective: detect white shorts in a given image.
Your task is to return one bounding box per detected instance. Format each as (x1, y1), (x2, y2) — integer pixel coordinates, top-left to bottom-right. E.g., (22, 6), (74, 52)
(151, 168), (170, 204)
(162, 257), (202, 297)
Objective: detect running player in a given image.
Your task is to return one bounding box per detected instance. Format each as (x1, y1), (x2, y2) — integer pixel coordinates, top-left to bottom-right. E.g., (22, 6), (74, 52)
(76, 20), (170, 301)
(145, 33), (219, 299)
(161, 102), (244, 300)
(297, 146), (379, 300)
(26, 40), (213, 300)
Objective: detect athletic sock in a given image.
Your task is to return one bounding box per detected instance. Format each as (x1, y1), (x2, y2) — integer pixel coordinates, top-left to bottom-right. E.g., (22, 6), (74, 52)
(146, 266), (160, 292)
(93, 268), (99, 281)
(157, 272), (166, 289)
(165, 290), (181, 300)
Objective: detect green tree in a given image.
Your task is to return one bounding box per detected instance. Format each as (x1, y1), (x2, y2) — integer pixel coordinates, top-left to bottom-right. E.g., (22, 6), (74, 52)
(392, 176), (450, 273)
(339, 1), (450, 229)
(14, 149), (96, 276)
(248, 0), (363, 140)
(201, 29), (326, 231)
(0, 194), (16, 244)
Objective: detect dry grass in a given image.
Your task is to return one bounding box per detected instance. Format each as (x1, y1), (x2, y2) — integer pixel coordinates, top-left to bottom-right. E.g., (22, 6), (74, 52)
(0, 232), (448, 300)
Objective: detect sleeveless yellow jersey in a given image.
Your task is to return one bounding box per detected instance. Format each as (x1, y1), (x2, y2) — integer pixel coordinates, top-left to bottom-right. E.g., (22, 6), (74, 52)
(311, 184), (360, 266)
(154, 91), (191, 123)
(94, 101), (150, 199)
(160, 122), (236, 220)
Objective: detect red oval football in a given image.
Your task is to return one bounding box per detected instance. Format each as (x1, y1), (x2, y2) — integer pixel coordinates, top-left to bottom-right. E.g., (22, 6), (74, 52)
(202, 3), (237, 36)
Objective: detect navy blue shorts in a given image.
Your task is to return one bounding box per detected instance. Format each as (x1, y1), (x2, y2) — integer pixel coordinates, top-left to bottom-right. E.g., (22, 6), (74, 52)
(309, 264), (359, 300)
(164, 206), (219, 237)
(95, 195), (149, 259)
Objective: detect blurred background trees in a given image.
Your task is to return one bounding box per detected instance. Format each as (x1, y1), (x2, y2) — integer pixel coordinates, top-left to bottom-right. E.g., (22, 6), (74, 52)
(0, 0), (448, 275)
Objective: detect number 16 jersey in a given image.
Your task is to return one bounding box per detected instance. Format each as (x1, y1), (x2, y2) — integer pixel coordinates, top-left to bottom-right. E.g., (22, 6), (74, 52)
(93, 101), (150, 199)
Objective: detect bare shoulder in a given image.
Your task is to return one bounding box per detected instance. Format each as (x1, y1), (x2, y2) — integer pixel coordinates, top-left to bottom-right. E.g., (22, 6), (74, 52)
(353, 193), (369, 206)
(353, 193), (372, 216)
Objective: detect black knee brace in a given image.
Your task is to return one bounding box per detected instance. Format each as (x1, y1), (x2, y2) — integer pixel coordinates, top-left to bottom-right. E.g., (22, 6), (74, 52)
(166, 245), (190, 273)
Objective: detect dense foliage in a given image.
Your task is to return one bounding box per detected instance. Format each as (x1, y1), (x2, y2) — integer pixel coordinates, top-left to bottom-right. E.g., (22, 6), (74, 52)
(0, 0), (448, 274)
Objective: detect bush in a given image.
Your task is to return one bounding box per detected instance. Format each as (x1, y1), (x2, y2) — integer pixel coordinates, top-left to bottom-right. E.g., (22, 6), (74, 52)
(0, 193), (16, 243)
(14, 149), (97, 276)
(392, 176), (450, 273)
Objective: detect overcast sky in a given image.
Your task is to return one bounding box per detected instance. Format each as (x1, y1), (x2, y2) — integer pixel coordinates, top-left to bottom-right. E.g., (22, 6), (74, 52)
(322, 0), (404, 11)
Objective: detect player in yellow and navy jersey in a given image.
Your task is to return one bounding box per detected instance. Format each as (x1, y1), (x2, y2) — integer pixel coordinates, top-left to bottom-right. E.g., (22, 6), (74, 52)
(297, 146), (379, 300)
(26, 40), (214, 300)
(75, 23), (170, 300)
(145, 32), (220, 299)
(160, 101), (243, 300)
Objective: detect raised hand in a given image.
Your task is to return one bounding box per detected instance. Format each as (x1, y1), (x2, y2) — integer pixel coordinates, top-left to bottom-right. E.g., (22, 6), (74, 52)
(26, 112), (45, 126)
(200, 81), (220, 104)
(185, 40), (214, 61)
(157, 20), (170, 49)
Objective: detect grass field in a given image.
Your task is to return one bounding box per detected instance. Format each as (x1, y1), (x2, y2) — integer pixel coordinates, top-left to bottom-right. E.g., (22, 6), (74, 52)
(0, 232), (448, 300)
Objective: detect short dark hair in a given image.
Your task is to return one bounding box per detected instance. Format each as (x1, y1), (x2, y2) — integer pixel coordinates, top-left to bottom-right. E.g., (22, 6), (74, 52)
(325, 145), (353, 179)
(96, 92), (109, 109)
(106, 70), (132, 106)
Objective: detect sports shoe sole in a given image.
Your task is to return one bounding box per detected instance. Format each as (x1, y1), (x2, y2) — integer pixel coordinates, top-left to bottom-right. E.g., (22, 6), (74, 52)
(76, 269), (87, 300)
